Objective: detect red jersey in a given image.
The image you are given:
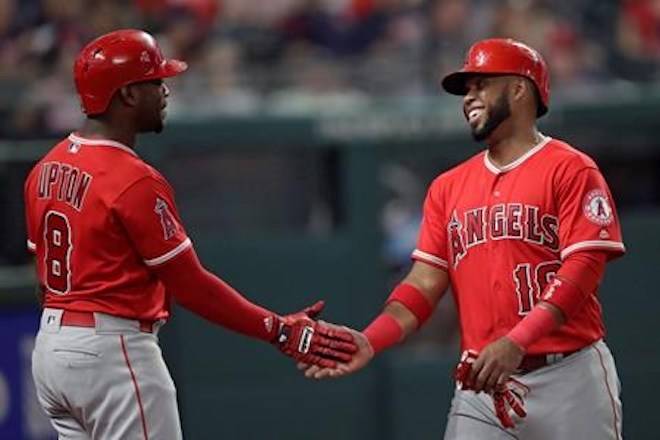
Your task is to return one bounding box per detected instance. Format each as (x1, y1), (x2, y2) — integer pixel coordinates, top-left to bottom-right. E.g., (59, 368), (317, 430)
(24, 133), (191, 321)
(412, 136), (625, 354)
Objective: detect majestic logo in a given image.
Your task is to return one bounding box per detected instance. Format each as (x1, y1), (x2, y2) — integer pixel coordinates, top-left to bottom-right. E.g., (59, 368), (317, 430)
(263, 316), (275, 334)
(154, 198), (178, 240)
(583, 189), (613, 226)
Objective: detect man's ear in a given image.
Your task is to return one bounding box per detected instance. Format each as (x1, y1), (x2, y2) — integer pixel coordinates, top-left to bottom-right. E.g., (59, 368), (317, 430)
(117, 84), (139, 109)
(511, 78), (527, 103)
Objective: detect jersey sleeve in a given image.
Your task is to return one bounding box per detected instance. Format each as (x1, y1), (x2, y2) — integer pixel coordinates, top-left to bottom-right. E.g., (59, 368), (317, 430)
(113, 176), (192, 267)
(556, 167), (625, 260)
(411, 181), (449, 269)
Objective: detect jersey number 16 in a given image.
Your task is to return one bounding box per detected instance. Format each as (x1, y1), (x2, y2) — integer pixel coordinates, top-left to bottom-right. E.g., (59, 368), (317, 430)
(513, 261), (560, 315)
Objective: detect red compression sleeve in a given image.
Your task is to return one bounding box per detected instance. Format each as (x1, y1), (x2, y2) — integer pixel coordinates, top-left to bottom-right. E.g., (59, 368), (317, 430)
(363, 313), (403, 355)
(542, 251), (606, 317)
(507, 251), (607, 350)
(152, 247), (276, 342)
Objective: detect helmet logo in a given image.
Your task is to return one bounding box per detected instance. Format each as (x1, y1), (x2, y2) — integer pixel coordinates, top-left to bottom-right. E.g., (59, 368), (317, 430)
(140, 50), (151, 64)
(475, 51), (487, 67)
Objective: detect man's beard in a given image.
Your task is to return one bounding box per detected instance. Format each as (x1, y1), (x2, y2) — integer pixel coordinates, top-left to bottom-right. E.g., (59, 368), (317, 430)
(471, 91), (511, 142)
(140, 114), (164, 134)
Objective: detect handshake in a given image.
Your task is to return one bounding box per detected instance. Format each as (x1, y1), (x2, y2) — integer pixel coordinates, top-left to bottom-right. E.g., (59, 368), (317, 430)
(270, 301), (364, 370)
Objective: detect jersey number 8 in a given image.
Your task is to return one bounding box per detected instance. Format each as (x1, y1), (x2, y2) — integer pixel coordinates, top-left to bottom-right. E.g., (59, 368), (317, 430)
(44, 211), (73, 294)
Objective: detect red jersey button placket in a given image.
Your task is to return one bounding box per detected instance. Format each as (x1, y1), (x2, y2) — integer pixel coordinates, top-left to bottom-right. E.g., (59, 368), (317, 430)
(487, 171), (504, 335)
(491, 171), (510, 332)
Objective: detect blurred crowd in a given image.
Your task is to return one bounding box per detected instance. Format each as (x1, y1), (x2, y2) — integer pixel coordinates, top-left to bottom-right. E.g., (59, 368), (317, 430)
(0, 0), (658, 138)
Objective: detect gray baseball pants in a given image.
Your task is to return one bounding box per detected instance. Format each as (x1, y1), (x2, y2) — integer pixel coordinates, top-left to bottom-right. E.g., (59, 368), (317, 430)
(32, 308), (183, 440)
(444, 339), (623, 440)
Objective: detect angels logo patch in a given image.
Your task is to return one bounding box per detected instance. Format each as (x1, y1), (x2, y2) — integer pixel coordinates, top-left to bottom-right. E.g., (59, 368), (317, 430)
(154, 198), (178, 240)
(583, 189), (613, 226)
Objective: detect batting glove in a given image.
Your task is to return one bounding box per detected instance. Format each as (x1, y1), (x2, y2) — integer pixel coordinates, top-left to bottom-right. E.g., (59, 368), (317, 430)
(271, 301), (358, 368)
(455, 349), (529, 429)
(493, 377), (528, 429)
(455, 349), (479, 390)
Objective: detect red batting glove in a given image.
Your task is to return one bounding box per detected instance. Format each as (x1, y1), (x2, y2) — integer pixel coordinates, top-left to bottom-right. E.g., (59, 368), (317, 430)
(455, 350), (529, 429)
(493, 377), (528, 428)
(455, 349), (479, 390)
(270, 301), (358, 368)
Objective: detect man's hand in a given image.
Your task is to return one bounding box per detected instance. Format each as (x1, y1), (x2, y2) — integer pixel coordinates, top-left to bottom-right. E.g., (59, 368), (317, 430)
(272, 301), (358, 368)
(455, 349), (529, 429)
(469, 336), (525, 394)
(298, 322), (374, 379)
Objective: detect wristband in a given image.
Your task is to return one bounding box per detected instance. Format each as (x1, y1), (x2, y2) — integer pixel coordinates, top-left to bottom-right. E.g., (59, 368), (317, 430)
(506, 305), (557, 350)
(385, 283), (434, 328)
(363, 313), (403, 355)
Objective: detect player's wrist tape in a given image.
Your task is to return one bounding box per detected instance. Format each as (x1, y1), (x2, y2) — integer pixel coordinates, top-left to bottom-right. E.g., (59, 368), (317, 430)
(506, 305), (558, 350)
(385, 283), (434, 328)
(363, 313), (403, 355)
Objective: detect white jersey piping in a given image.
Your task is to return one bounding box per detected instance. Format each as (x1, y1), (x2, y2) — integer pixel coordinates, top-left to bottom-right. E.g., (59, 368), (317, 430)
(484, 135), (551, 175)
(68, 133), (138, 157)
(412, 249), (449, 268)
(144, 238), (192, 267)
(560, 240), (626, 260)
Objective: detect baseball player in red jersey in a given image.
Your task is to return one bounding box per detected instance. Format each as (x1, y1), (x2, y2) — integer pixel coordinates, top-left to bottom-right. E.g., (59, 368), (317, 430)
(301, 38), (625, 439)
(25, 29), (357, 439)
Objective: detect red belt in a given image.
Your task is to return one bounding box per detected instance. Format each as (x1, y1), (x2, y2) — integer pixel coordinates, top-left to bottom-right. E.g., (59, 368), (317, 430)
(517, 350), (579, 374)
(60, 310), (156, 333)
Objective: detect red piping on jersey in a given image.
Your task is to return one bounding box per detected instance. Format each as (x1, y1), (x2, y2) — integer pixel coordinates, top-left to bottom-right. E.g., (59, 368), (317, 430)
(594, 344), (621, 440)
(120, 335), (149, 440)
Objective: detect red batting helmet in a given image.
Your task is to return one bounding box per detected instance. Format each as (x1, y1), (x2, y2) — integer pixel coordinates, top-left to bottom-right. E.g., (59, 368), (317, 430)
(74, 29), (188, 115)
(441, 38), (550, 117)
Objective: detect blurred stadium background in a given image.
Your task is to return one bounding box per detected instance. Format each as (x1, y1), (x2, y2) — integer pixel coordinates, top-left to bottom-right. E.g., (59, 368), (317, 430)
(0, 0), (658, 438)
